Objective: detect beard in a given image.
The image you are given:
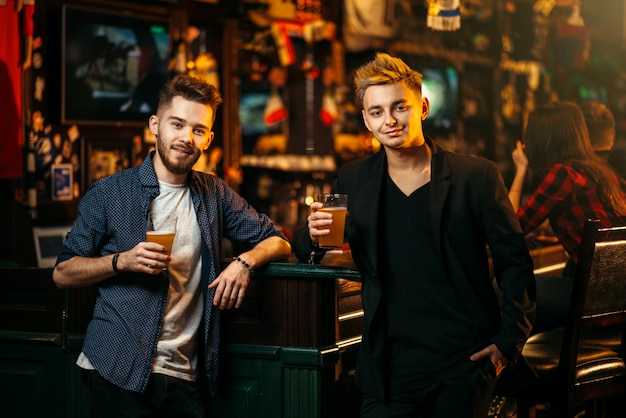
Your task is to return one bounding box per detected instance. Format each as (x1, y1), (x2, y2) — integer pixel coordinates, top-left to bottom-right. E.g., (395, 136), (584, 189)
(156, 138), (200, 175)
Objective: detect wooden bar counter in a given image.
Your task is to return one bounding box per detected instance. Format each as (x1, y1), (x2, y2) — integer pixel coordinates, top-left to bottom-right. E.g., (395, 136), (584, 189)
(0, 245), (567, 418)
(0, 253), (363, 418)
(214, 251), (363, 418)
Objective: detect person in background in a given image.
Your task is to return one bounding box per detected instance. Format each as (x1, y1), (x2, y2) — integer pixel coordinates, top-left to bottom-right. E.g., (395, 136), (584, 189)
(293, 53), (536, 417)
(578, 100), (626, 182)
(52, 75), (291, 417)
(509, 100), (626, 332)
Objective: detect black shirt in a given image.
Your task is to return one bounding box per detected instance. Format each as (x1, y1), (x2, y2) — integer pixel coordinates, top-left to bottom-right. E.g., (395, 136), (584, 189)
(380, 173), (486, 392)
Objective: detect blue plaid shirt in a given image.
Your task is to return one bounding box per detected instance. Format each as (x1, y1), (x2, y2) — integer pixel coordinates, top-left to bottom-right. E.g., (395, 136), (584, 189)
(57, 152), (286, 394)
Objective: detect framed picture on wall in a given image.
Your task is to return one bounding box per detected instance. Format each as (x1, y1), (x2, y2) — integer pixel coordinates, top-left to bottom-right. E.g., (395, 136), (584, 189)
(62, 6), (171, 126)
(51, 163), (74, 201)
(85, 139), (134, 186)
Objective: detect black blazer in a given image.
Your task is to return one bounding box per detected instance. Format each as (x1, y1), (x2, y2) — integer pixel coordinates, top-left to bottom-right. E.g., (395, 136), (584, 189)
(293, 138), (536, 400)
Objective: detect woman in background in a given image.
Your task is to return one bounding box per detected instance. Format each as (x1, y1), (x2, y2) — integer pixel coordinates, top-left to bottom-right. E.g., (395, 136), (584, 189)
(509, 100), (626, 332)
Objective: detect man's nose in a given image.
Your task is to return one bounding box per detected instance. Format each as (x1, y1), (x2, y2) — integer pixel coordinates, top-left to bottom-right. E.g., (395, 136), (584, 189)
(183, 128), (194, 145)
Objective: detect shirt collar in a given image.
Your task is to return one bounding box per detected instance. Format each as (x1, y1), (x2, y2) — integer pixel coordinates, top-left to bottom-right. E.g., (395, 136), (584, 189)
(139, 151), (161, 198)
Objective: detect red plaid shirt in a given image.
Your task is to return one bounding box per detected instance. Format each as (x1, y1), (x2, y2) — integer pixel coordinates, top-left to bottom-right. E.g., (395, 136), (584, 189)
(518, 163), (625, 263)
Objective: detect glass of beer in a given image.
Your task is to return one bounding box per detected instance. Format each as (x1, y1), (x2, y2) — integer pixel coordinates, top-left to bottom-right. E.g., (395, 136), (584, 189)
(146, 213), (177, 256)
(317, 194), (348, 249)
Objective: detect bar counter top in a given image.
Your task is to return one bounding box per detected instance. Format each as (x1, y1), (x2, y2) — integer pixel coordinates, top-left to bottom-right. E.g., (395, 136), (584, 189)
(259, 239), (568, 281)
(257, 251), (360, 280)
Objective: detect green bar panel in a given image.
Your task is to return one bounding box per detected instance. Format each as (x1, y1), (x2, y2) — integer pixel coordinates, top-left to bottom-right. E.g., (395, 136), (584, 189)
(281, 346), (340, 367)
(0, 339), (65, 418)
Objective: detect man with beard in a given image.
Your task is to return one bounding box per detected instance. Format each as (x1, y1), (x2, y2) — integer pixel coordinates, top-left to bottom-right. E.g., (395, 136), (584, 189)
(53, 75), (291, 417)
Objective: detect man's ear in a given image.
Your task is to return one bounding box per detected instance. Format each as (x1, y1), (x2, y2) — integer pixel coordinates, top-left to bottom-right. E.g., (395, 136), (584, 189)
(148, 115), (159, 135)
(203, 132), (215, 151)
(421, 97), (430, 121)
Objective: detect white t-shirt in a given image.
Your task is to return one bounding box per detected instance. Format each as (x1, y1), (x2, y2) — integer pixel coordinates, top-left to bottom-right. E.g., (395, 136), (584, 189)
(150, 180), (203, 382)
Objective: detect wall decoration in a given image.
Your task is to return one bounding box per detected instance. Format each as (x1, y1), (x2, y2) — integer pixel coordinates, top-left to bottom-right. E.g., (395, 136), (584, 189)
(51, 163), (73, 201)
(85, 139), (133, 186)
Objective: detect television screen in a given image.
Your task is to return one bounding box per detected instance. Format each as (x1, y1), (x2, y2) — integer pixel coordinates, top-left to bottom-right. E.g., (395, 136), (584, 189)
(395, 55), (459, 134)
(32, 226), (71, 268)
(420, 66), (459, 133)
(62, 6), (170, 125)
(239, 91), (271, 138)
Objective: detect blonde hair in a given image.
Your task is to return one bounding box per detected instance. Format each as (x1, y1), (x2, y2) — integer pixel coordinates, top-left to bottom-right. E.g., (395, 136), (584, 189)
(353, 53), (423, 108)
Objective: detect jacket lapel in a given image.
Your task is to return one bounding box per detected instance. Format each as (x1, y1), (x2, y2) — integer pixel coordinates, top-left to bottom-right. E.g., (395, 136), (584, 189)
(427, 139), (450, 252)
(356, 152), (386, 277)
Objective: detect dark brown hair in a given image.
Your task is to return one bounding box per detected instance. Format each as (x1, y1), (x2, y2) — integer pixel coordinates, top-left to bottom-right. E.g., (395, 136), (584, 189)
(524, 101), (626, 214)
(578, 101), (615, 152)
(157, 75), (223, 122)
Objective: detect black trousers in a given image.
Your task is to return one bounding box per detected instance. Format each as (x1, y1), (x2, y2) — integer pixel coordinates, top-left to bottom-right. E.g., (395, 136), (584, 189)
(83, 370), (208, 418)
(360, 359), (497, 418)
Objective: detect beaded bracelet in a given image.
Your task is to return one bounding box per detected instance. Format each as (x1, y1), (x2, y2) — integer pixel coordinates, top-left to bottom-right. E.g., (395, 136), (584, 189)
(233, 256), (254, 276)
